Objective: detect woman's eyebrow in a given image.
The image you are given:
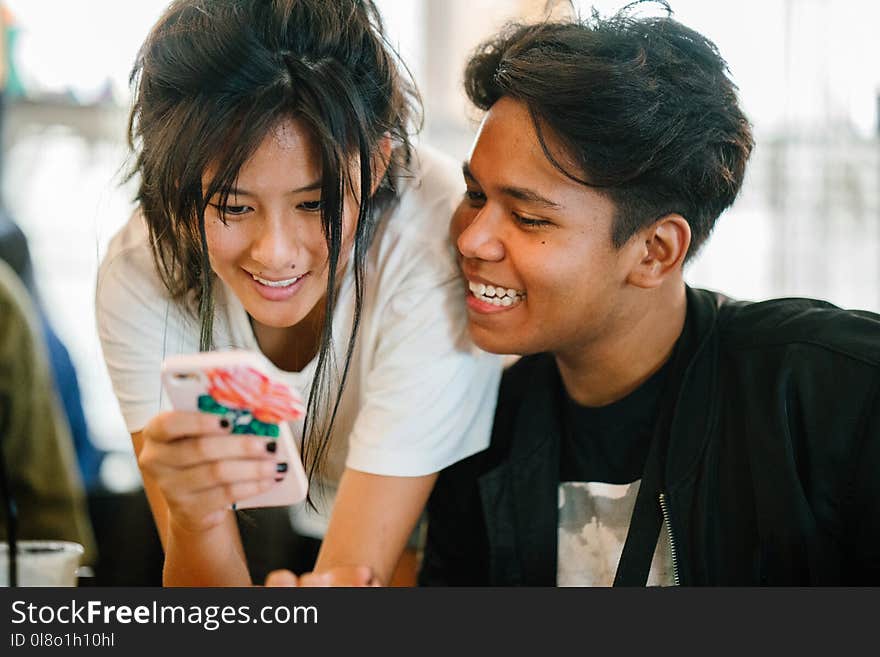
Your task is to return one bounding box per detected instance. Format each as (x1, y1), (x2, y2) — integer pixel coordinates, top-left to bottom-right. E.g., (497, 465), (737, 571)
(221, 180), (324, 197)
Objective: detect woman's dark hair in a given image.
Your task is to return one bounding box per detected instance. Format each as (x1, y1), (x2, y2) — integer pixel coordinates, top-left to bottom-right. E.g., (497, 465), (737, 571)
(127, 0), (419, 493)
(464, 2), (754, 258)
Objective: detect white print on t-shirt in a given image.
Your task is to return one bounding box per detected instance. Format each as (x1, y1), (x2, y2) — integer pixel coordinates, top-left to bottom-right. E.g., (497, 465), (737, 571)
(557, 480), (674, 587)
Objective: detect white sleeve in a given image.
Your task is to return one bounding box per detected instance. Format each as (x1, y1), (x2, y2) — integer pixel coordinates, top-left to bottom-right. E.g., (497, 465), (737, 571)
(95, 229), (195, 434)
(344, 246), (503, 477)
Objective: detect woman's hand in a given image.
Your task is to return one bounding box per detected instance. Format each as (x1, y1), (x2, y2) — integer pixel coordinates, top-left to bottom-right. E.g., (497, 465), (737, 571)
(137, 410), (283, 533)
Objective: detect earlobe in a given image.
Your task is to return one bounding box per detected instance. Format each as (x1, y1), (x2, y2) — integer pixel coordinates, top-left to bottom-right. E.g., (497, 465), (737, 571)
(626, 214), (691, 289)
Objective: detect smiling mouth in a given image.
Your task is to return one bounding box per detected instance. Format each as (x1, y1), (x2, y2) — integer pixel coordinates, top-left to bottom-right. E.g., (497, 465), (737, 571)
(251, 272), (306, 288)
(467, 280), (526, 307)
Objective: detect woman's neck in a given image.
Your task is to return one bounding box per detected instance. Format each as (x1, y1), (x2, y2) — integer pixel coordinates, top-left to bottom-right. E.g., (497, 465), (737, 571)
(250, 296), (327, 373)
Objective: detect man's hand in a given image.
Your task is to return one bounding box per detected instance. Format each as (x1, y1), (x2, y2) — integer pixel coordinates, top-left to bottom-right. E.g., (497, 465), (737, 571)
(264, 566), (381, 587)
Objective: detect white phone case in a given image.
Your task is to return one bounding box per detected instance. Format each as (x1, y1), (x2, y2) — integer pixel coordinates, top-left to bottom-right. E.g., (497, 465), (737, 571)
(160, 349), (309, 509)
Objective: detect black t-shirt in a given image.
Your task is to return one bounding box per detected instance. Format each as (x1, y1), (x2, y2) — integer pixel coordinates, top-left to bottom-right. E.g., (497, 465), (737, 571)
(555, 359), (674, 586)
(558, 359), (670, 484)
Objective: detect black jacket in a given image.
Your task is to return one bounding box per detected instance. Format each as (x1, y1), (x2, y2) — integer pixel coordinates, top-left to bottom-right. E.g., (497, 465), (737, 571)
(419, 287), (880, 585)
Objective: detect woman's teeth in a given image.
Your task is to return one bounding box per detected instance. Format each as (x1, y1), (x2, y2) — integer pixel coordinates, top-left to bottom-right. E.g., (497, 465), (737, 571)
(252, 273), (303, 288)
(468, 281), (525, 307)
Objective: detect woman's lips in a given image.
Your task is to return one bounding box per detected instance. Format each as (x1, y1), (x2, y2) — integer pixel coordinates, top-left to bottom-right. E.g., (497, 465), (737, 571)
(249, 271), (309, 301)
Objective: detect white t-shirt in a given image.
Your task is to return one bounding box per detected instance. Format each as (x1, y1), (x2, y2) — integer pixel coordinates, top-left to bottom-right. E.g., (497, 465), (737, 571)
(96, 145), (502, 536)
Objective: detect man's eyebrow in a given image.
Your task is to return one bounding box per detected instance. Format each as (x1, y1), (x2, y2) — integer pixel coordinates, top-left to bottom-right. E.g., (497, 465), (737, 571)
(462, 162), (560, 210)
(500, 185), (561, 209)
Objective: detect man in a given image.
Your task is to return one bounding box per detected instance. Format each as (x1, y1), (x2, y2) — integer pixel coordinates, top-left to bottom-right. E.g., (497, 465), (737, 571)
(419, 10), (880, 585)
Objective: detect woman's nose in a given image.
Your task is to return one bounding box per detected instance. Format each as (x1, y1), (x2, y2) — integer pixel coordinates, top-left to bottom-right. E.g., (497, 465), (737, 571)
(250, 214), (300, 273)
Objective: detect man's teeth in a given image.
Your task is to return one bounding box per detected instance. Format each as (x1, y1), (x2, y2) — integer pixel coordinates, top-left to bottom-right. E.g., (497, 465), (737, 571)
(252, 273), (303, 288)
(468, 281), (525, 306)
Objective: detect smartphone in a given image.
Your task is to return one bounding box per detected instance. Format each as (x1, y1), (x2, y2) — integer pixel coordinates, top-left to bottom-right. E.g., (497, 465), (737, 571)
(160, 349), (309, 509)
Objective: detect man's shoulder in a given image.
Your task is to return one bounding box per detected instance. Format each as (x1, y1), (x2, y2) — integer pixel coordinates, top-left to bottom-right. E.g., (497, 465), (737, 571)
(712, 292), (880, 367)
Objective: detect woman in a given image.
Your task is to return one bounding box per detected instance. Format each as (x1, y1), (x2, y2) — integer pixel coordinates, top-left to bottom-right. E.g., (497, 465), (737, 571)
(96, 0), (500, 586)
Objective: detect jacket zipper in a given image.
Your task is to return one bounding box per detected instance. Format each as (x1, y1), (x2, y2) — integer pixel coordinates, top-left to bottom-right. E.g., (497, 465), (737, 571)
(658, 492), (681, 586)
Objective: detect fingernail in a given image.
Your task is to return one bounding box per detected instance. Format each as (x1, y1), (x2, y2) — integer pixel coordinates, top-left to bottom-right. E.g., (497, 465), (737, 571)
(266, 441), (277, 453)
(220, 418), (230, 429)
(276, 462), (288, 473)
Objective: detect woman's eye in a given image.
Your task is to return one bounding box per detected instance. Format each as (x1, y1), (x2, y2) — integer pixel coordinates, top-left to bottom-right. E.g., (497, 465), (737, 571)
(210, 203), (251, 217)
(298, 200), (324, 212)
(465, 189), (486, 205)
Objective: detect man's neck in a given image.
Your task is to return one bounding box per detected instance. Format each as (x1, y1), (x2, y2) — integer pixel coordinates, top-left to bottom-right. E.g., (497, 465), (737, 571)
(555, 280), (687, 407)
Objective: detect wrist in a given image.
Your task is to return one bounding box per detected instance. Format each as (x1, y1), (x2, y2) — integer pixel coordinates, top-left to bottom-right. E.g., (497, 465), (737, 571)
(167, 508), (230, 540)
(164, 511), (250, 586)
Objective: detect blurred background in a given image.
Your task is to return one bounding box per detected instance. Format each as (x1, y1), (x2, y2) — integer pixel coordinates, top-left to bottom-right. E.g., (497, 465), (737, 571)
(1, 0), (878, 583)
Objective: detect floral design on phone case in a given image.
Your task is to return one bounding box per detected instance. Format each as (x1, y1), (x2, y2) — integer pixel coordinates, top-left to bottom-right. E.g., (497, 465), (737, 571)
(197, 366), (305, 436)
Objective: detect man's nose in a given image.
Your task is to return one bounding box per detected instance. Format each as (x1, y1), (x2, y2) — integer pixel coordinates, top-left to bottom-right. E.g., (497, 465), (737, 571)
(456, 207), (505, 262)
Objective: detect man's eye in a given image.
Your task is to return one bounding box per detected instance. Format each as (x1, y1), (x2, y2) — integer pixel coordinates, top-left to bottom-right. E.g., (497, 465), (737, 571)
(514, 214), (551, 228)
(298, 200), (324, 212)
(465, 190), (486, 204)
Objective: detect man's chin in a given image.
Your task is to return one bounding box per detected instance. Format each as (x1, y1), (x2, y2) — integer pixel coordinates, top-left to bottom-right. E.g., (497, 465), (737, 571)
(468, 324), (533, 357)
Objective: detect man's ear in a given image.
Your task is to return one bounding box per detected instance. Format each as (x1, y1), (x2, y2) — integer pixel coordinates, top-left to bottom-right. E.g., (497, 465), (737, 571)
(370, 133), (393, 196)
(626, 214), (691, 289)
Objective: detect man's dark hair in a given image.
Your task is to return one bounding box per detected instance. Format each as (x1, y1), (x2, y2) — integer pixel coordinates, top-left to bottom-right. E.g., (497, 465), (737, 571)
(464, 4), (754, 258)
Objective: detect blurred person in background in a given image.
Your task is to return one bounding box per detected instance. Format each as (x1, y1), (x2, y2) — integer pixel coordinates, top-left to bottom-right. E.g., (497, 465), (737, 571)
(0, 1), (103, 492)
(421, 4), (880, 586)
(96, 0), (500, 587)
(0, 259), (96, 565)
(0, 2), (98, 578)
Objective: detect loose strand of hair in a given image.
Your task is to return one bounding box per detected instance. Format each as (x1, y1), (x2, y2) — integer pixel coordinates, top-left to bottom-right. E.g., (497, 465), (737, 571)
(196, 199), (214, 352)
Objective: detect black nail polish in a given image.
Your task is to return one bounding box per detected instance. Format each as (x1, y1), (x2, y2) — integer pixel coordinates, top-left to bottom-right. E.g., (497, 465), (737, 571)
(266, 441), (277, 453)
(220, 418), (230, 429)
(276, 462), (288, 473)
